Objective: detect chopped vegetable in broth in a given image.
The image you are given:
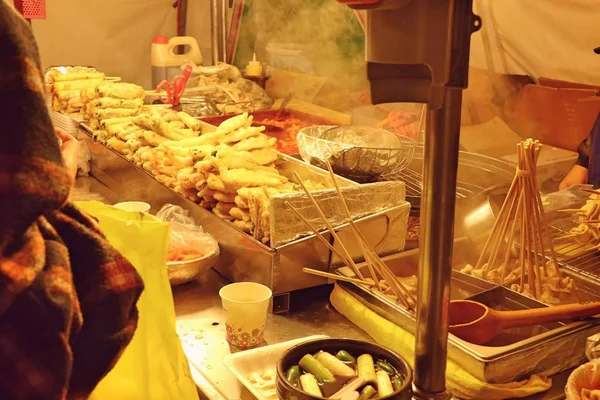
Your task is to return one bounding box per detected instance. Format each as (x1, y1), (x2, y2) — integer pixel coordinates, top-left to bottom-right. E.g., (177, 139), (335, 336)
(285, 349), (404, 398)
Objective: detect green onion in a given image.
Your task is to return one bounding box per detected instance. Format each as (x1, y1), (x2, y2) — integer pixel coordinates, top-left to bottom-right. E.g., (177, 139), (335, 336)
(299, 354), (335, 383)
(357, 354), (377, 385)
(299, 373), (322, 397)
(376, 370), (394, 397)
(358, 385), (377, 400)
(316, 352), (356, 377)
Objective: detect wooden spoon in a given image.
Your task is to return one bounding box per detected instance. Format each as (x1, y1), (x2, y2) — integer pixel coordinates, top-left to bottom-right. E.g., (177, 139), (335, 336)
(448, 299), (600, 345)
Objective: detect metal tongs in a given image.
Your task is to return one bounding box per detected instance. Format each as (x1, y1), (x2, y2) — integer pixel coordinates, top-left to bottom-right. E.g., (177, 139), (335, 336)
(156, 65), (193, 107)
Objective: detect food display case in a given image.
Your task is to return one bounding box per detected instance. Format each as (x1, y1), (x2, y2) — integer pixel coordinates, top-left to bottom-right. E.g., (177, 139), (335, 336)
(78, 121), (410, 312)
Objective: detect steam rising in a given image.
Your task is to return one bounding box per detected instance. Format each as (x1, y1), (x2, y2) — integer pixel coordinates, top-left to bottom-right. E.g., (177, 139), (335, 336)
(236, 0), (369, 92)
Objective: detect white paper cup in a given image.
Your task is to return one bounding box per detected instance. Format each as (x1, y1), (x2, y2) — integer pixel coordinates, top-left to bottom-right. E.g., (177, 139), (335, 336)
(219, 282), (272, 348)
(113, 201), (151, 214)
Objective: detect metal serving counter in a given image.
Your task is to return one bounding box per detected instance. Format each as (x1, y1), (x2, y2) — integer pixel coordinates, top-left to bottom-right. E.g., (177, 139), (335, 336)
(174, 270), (572, 400)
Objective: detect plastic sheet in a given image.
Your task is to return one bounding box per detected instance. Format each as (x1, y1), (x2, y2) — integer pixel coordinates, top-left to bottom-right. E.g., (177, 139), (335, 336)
(566, 360), (600, 400)
(156, 204), (219, 262)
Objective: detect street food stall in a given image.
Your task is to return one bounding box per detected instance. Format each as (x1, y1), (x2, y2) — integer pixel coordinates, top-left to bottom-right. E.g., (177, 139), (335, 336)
(29, 0), (600, 398)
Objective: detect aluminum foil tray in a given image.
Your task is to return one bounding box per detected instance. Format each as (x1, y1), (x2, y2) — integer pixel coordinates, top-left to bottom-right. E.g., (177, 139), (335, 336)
(336, 239), (600, 383)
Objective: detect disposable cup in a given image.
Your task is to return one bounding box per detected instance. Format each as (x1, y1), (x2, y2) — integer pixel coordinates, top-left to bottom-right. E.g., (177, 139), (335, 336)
(219, 282), (272, 348)
(113, 201), (151, 214)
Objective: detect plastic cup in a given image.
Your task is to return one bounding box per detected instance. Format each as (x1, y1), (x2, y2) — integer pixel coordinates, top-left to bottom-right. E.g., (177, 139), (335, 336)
(219, 282), (272, 348)
(113, 201), (151, 214)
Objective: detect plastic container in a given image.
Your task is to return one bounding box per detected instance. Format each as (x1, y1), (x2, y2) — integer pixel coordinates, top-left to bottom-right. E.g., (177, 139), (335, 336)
(219, 282), (272, 349)
(265, 42), (313, 74)
(151, 36), (203, 88)
(276, 338), (413, 400)
(113, 201), (151, 214)
(224, 335), (330, 400)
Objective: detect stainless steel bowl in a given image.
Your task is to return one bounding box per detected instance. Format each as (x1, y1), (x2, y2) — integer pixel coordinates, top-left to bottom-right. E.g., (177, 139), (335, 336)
(297, 125), (416, 183)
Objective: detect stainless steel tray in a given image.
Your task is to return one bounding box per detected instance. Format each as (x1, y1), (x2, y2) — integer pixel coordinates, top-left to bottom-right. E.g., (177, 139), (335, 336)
(78, 125), (410, 312)
(336, 240), (600, 383)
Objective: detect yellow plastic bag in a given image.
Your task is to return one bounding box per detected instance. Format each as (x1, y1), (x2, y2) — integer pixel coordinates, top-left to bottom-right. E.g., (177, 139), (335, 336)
(76, 201), (199, 400)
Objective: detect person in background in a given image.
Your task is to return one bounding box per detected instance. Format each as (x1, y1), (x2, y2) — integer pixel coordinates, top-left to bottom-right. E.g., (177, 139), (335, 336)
(0, 2), (144, 399)
(559, 46), (600, 190)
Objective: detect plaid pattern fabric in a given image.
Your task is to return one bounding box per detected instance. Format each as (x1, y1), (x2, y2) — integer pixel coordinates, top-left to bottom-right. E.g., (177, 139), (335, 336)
(0, 4), (144, 400)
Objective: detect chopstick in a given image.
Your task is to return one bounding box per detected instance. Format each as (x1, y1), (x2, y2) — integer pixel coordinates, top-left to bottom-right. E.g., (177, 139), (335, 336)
(581, 188), (600, 196)
(291, 167), (413, 309)
(292, 172), (366, 281)
(323, 161), (415, 308)
(284, 201), (357, 268)
(302, 268), (374, 287)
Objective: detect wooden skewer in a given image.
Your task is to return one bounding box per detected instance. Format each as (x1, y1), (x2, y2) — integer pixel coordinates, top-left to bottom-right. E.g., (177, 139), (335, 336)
(556, 209), (586, 214)
(292, 171), (366, 281)
(500, 193), (523, 284)
(302, 268), (373, 286)
(581, 188), (600, 196)
(475, 174), (519, 270)
(323, 163), (383, 292)
(322, 163), (386, 292)
(584, 220), (600, 224)
(324, 161), (415, 307)
(284, 201), (355, 267)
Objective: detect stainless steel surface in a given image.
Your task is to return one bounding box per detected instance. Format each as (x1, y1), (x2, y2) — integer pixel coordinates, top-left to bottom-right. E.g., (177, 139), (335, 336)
(210, 0), (219, 65)
(334, 244), (600, 384)
(173, 268), (571, 400)
(173, 270), (370, 400)
(82, 128), (409, 302)
(386, 147), (515, 210)
(415, 88), (462, 395)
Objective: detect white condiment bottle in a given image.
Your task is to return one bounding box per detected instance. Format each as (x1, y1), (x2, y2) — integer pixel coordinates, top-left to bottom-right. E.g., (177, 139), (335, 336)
(151, 36), (203, 89)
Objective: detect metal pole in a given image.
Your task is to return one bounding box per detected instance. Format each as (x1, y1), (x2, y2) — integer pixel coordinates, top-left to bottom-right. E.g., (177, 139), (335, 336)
(219, 0), (228, 63)
(210, 0), (219, 65)
(412, 87), (463, 399)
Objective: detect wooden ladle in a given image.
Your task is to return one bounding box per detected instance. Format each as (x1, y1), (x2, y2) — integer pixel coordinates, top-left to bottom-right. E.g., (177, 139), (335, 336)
(448, 300), (600, 345)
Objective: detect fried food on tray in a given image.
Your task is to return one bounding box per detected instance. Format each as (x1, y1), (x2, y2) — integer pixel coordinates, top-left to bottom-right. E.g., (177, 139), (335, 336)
(214, 191), (237, 203)
(47, 66), (107, 116)
(45, 66), (104, 83)
(218, 167), (288, 190)
(96, 82), (145, 100)
(52, 78), (104, 92)
(91, 110), (334, 245)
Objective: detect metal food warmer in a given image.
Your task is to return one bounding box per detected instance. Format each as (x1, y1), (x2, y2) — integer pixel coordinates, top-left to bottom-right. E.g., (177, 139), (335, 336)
(77, 123), (410, 313)
(335, 236), (600, 384)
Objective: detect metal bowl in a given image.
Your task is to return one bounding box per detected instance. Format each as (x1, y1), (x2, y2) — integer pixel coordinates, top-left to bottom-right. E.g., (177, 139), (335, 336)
(276, 338), (412, 400)
(297, 125), (416, 183)
(167, 248), (220, 286)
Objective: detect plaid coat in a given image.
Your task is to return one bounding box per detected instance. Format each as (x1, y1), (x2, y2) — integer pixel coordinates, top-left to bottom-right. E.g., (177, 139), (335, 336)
(0, 3), (144, 399)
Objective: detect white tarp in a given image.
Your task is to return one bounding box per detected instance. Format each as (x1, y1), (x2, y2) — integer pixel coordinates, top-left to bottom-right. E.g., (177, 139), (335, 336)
(471, 0), (600, 85)
(32, 0), (213, 89)
(31, 0), (600, 88)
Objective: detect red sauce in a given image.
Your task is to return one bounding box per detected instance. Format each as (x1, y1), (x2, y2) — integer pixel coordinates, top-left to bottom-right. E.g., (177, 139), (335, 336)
(201, 110), (339, 156)
(253, 117), (313, 155)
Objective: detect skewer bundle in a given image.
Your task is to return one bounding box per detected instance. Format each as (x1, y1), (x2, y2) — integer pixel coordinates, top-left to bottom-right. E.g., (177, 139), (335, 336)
(471, 139), (561, 299)
(291, 162), (415, 310)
